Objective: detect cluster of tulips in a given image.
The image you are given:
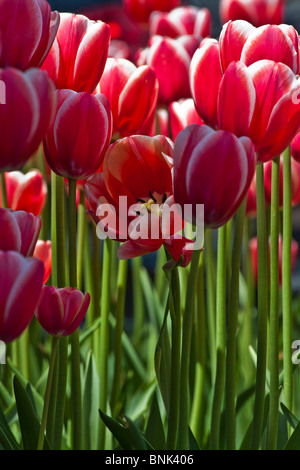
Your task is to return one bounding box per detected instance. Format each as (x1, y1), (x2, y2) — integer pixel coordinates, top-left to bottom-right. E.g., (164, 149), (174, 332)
(1, 0), (300, 452)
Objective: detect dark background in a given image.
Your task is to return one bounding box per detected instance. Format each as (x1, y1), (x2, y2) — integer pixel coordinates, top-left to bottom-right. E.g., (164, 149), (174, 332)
(48, 0), (300, 36)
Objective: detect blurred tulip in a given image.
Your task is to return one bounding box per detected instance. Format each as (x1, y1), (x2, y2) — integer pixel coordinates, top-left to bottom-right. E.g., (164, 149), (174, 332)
(41, 13), (111, 94)
(0, 250), (44, 343)
(173, 124), (255, 229)
(291, 130), (300, 163)
(169, 98), (204, 140)
(43, 89), (112, 180)
(123, 0), (180, 24)
(85, 135), (194, 266)
(249, 234), (298, 287)
(264, 154), (300, 208)
(0, 0), (59, 70)
(219, 20), (300, 74)
(0, 68), (57, 172)
(36, 286), (90, 337)
(220, 0), (285, 28)
(33, 240), (52, 284)
(149, 6), (211, 38)
(138, 36), (194, 105)
(0, 209), (41, 256)
(96, 58), (158, 138)
(0, 170), (47, 216)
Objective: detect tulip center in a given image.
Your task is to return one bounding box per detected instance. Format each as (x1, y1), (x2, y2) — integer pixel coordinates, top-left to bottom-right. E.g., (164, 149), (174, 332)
(137, 191), (167, 217)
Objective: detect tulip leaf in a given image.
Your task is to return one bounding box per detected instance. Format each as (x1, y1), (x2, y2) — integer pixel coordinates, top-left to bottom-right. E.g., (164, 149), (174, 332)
(189, 427), (201, 450)
(13, 375), (50, 450)
(99, 410), (153, 450)
(280, 402), (299, 430)
(283, 420), (300, 450)
(239, 393), (270, 450)
(144, 390), (166, 450)
(154, 297), (171, 416)
(82, 350), (100, 450)
(0, 405), (20, 450)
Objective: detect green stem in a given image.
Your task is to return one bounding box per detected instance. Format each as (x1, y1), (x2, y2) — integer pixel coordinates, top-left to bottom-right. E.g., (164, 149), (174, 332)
(166, 257), (181, 451)
(225, 198), (247, 450)
(1, 172), (7, 208)
(267, 156), (280, 450)
(250, 163), (269, 450)
(37, 336), (59, 450)
(111, 258), (128, 418)
(209, 224), (227, 450)
(205, 229), (216, 382)
(132, 256), (145, 347)
(282, 146), (293, 421)
(178, 248), (201, 450)
(99, 238), (112, 449)
(77, 190), (86, 291)
(56, 176), (66, 288)
(68, 178), (82, 450)
(53, 337), (68, 450)
(51, 172), (57, 287)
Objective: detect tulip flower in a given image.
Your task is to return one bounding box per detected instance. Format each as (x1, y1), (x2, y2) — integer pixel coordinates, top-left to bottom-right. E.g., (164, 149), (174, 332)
(35, 286), (90, 337)
(249, 234), (298, 287)
(220, 0), (285, 28)
(173, 124), (255, 229)
(264, 154), (300, 208)
(84, 135), (194, 266)
(0, 0), (60, 70)
(0, 170), (47, 216)
(0, 209), (41, 257)
(95, 58), (158, 138)
(0, 68), (57, 172)
(123, 0), (180, 24)
(41, 12), (111, 94)
(219, 20), (300, 74)
(0, 250), (44, 343)
(138, 36), (195, 105)
(33, 240), (52, 284)
(43, 89), (112, 180)
(149, 6), (211, 39)
(169, 98), (204, 140)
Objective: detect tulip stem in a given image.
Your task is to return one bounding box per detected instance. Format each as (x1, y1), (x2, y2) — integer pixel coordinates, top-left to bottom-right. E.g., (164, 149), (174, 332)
(205, 229), (216, 382)
(210, 224), (227, 450)
(68, 177), (82, 450)
(0, 172), (7, 208)
(251, 163), (269, 450)
(282, 147), (293, 426)
(165, 255), (181, 451)
(50, 172), (57, 286)
(225, 197), (247, 450)
(267, 156), (280, 449)
(77, 190), (86, 291)
(37, 336), (59, 450)
(177, 247), (201, 450)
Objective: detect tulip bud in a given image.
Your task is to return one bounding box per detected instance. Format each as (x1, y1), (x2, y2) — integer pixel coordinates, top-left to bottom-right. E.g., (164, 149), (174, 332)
(123, 0), (180, 24)
(0, 250), (44, 343)
(0, 68), (57, 172)
(33, 240), (52, 284)
(36, 286), (90, 337)
(41, 12), (111, 94)
(173, 124), (255, 229)
(0, 209), (41, 257)
(96, 58), (158, 138)
(0, 170), (47, 216)
(43, 89), (112, 180)
(220, 0), (285, 28)
(0, 0), (60, 70)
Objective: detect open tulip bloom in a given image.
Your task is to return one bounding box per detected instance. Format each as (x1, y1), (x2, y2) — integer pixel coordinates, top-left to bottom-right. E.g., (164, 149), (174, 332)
(2, 0), (300, 455)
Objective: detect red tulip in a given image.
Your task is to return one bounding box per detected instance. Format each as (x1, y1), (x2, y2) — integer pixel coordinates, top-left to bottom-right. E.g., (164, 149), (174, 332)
(84, 135), (194, 266)
(220, 0), (285, 28)
(173, 124), (255, 229)
(138, 35), (194, 105)
(249, 234), (298, 287)
(0, 170), (47, 216)
(264, 154), (300, 208)
(219, 20), (300, 74)
(123, 0), (180, 24)
(0, 0), (59, 70)
(0, 209), (41, 256)
(33, 240), (52, 284)
(96, 58), (158, 138)
(36, 286), (90, 337)
(0, 68), (57, 172)
(169, 98), (204, 140)
(41, 13), (111, 94)
(0, 250), (44, 343)
(43, 89), (112, 180)
(149, 6), (211, 39)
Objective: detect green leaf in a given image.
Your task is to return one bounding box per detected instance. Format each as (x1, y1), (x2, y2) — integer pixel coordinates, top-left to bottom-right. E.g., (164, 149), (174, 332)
(13, 375), (50, 450)
(154, 298), (171, 415)
(189, 427), (201, 450)
(284, 420), (300, 450)
(99, 410), (153, 450)
(239, 393), (270, 450)
(280, 402), (299, 430)
(145, 390), (166, 450)
(0, 406), (20, 450)
(82, 351), (100, 450)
